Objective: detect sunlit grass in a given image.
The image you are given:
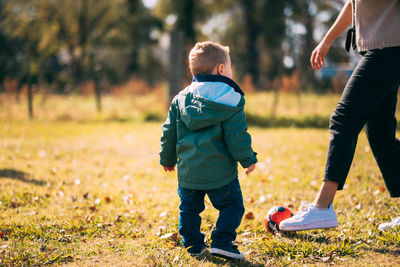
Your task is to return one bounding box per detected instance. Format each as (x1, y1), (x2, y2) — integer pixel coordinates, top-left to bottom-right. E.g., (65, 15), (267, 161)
(0, 90), (341, 123)
(0, 94), (399, 266)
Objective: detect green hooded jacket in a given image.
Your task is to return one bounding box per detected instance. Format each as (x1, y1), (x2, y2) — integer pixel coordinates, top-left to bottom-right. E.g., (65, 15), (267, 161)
(160, 74), (257, 190)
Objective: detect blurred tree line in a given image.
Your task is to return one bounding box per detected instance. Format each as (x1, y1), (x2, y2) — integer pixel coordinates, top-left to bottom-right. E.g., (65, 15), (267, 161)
(0, 0), (350, 118)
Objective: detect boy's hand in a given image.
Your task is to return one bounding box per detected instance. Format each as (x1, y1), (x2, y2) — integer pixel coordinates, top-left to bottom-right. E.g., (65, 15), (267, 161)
(163, 166), (175, 172)
(246, 164), (256, 175)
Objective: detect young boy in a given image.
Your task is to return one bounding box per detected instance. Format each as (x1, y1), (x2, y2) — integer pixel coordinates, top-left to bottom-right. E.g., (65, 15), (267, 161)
(159, 41), (257, 260)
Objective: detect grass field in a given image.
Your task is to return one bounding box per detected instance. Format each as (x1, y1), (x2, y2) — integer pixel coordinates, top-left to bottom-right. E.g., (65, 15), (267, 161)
(0, 90), (342, 122)
(1, 93), (400, 266)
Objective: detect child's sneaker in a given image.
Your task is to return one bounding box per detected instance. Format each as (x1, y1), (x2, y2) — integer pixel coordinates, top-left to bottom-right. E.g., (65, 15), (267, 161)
(378, 217), (400, 231)
(211, 244), (245, 260)
(279, 202), (338, 231)
(189, 246), (208, 257)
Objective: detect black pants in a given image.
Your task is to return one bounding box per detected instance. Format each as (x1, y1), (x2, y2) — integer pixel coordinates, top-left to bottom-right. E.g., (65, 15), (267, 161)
(324, 46), (400, 197)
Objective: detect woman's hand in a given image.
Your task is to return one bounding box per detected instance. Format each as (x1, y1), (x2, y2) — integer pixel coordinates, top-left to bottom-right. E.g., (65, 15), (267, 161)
(310, 0), (352, 70)
(310, 41), (331, 70)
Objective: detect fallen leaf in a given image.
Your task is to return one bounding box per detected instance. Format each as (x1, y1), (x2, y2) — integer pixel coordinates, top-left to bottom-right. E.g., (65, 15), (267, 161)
(286, 203), (294, 208)
(160, 232), (179, 242)
(261, 235), (270, 241)
(245, 212), (255, 220)
(247, 197), (255, 203)
(166, 241), (176, 249)
(0, 231), (7, 239)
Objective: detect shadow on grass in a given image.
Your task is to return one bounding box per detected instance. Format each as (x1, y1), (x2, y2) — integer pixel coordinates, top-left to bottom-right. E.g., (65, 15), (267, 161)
(281, 231), (333, 245)
(196, 254), (265, 267)
(0, 169), (46, 186)
(246, 114), (329, 129)
(364, 248), (400, 255)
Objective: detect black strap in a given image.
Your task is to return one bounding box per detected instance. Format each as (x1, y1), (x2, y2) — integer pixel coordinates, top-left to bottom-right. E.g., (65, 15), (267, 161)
(345, 0), (357, 52)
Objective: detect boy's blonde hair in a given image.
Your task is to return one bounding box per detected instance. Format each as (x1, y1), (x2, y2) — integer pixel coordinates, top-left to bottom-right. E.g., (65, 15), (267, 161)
(188, 41), (230, 76)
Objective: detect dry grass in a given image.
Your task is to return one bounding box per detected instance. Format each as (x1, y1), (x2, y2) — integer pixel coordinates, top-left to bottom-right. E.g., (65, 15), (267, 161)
(0, 90), (341, 122)
(0, 94), (399, 266)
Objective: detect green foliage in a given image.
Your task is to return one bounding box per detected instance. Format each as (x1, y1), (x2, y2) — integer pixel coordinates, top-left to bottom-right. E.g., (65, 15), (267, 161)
(0, 0), (354, 96)
(143, 111), (164, 122)
(0, 0), (163, 91)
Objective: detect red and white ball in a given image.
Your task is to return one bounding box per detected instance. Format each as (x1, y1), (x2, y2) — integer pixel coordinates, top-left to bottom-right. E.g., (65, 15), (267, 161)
(264, 206), (293, 234)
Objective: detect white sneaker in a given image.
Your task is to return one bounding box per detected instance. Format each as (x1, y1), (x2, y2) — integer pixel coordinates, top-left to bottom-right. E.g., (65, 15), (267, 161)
(210, 245), (245, 260)
(279, 202), (338, 231)
(378, 217), (400, 231)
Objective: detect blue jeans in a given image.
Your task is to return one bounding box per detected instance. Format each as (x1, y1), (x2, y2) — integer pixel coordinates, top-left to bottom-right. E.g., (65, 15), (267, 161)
(177, 177), (245, 253)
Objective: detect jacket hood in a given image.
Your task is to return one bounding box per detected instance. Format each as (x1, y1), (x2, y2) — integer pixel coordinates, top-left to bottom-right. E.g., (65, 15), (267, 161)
(178, 75), (245, 131)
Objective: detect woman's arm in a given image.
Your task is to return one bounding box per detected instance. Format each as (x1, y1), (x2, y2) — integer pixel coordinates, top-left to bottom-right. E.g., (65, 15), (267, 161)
(310, 0), (352, 70)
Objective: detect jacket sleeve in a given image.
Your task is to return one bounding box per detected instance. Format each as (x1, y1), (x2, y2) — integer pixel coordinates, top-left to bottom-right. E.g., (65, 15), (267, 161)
(222, 106), (257, 168)
(159, 99), (178, 167)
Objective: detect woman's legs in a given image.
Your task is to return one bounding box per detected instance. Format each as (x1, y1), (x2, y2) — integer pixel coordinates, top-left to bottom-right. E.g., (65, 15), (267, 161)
(317, 48), (400, 209)
(365, 89), (400, 198)
(313, 181), (339, 209)
(280, 47), (400, 230)
(315, 88), (400, 209)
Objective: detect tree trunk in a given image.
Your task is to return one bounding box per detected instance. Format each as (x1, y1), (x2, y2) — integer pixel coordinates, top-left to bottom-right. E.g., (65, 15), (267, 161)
(241, 0), (260, 87)
(176, 0), (195, 45)
(168, 30), (184, 104)
(26, 56), (33, 120)
(94, 77), (102, 113)
(299, 0), (316, 93)
(270, 77), (282, 117)
(16, 80), (23, 103)
(27, 77), (33, 120)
